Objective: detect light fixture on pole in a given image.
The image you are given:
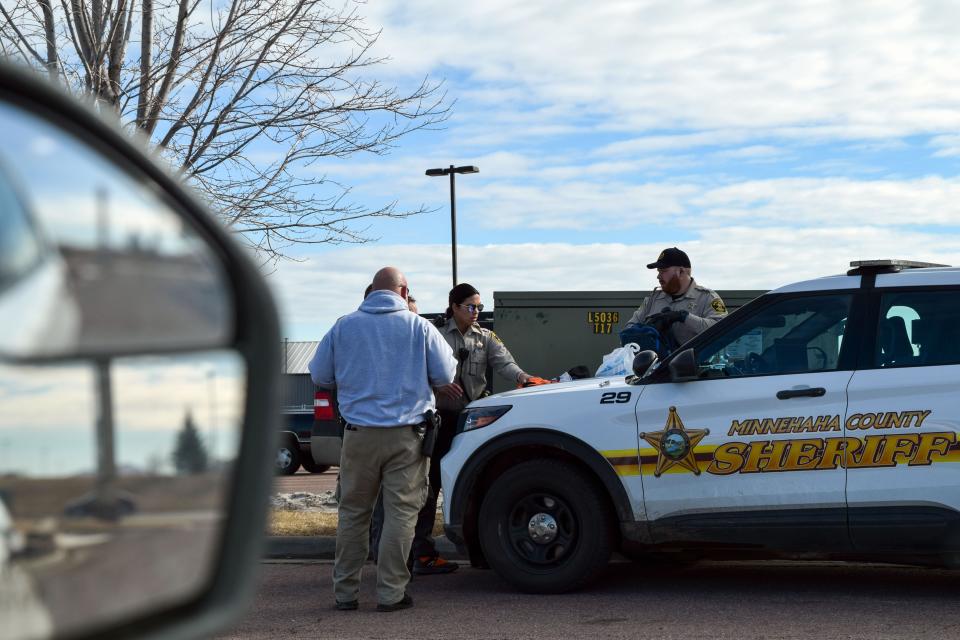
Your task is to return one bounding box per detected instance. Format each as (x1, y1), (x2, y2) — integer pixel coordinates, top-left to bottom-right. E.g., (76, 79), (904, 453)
(425, 165), (479, 289)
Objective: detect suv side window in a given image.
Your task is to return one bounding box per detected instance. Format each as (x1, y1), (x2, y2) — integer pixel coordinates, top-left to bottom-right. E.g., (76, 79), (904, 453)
(695, 293), (852, 378)
(875, 290), (960, 367)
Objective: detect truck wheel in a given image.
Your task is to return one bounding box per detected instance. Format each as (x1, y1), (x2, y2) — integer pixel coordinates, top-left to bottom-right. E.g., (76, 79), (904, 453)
(478, 459), (613, 593)
(275, 440), (301, 475)
(301, 460), (331, 474)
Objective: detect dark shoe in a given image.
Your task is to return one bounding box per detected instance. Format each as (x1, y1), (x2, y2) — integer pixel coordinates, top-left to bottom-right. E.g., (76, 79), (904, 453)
(376, 593), (413, 612)
(335, 600), (359, 611)
(413, 555), (459, 575)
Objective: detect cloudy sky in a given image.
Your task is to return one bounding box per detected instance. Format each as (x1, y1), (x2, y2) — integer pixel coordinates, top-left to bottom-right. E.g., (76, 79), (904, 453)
(0, 353), (244, 476)
(268, 0), (960, 340)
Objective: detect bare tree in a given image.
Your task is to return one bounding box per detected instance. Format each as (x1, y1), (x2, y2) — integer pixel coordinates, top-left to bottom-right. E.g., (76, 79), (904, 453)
(0, 0), (449, 263)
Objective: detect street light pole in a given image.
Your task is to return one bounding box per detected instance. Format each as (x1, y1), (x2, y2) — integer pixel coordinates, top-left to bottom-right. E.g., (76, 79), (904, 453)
(426, 164), (479, 289)
(449, 167), (457, 287)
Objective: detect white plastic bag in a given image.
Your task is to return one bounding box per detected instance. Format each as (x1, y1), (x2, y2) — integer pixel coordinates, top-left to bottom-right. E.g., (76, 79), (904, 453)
(595, 343), (641, 378)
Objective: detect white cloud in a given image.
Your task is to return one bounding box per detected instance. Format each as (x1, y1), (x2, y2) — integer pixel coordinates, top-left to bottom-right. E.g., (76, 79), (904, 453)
(456, 174), (960, 232)
(472, 181), (700, 229)
(693, 177), (960, 227)
(0, 364), (94, 429)
(930, 134), (960, 157)
(711, 145), (785, 161)
(361, 0), (960, 143)
(0, 355), (243, 434)
(298, 148), (960, 241)
(302, 150), (704, 226)
(596, 131), (754, 157)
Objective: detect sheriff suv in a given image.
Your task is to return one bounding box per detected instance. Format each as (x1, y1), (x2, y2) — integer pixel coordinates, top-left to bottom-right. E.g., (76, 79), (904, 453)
(441, 260), (960, 593)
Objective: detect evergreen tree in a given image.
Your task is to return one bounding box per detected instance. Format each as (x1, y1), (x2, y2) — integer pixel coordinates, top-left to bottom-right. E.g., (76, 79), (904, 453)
(172, 410), (208, 475)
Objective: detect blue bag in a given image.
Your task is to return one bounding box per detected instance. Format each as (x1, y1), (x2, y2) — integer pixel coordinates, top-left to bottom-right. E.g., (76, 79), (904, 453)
(618, 322), (677, 359)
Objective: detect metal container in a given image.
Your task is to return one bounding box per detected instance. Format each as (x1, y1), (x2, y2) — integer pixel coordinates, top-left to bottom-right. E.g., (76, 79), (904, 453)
(491, 290), (765, 392)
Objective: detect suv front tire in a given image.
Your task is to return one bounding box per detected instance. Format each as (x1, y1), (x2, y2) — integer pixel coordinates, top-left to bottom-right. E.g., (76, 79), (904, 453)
(478, 459), (614, 593)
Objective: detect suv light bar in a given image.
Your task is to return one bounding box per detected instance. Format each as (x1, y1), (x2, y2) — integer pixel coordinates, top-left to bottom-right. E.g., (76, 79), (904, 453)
(847, 259), (951, 276)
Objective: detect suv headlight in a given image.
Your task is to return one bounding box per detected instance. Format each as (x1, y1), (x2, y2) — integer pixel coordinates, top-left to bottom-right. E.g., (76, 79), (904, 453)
(458, 405), (512, 433)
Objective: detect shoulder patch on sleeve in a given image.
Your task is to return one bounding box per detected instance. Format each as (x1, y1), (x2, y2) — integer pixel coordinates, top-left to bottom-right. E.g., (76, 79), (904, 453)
(711, 298), (727, 314)
(489, 330), (503, 344)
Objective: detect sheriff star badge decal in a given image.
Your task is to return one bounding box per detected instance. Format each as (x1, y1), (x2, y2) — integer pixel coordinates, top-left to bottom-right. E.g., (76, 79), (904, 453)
(640, 406), (710, 477)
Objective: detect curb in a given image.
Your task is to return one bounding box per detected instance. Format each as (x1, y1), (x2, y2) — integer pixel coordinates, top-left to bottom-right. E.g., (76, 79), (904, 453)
(265, 536), (463, 560)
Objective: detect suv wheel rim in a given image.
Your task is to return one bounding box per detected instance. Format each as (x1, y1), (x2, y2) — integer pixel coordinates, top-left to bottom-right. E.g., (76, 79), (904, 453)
(507, 493), (576, 565)
(527, 512), (558, 543)
(276, 448), (292, 469)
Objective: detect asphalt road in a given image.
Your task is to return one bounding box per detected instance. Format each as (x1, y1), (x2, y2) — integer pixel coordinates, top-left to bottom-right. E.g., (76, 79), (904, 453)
(10, 517), (219, 637)
(219, 558), (960, 640)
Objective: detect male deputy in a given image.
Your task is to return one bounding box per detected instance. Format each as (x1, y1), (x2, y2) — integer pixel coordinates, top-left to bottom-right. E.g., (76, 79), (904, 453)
(309, 267), (456, 612)
(625, 247), (727, 345)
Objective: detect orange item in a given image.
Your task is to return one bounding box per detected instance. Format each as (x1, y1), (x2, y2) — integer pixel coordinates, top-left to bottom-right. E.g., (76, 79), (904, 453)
(520, 376), (555, 388)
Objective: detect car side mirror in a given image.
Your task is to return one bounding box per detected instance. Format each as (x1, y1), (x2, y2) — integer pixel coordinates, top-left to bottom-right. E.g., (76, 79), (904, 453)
(0, 63), (279, 640)
(632, 350), (658, 377)
(668, 348), (699, 382)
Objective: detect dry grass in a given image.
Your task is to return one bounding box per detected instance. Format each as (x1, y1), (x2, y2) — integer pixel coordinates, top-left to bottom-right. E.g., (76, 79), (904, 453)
(268, 509), (445, 537)
(269, 510), (339, 536)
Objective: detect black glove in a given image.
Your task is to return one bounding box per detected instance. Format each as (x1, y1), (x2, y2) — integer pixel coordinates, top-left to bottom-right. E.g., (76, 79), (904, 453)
(647, 308), (688, 331)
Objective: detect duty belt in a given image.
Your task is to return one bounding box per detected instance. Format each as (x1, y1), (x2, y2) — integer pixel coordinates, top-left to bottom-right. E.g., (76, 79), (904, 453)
(344, 422), (426, 431)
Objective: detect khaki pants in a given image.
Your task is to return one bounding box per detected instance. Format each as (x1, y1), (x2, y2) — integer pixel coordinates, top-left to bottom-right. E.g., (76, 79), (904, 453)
(333, 425), (428, 605)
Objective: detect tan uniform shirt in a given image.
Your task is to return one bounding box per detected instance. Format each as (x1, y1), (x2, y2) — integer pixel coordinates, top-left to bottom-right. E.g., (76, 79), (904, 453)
(626, 279), (727, 345)
(437, 317), (525, 411)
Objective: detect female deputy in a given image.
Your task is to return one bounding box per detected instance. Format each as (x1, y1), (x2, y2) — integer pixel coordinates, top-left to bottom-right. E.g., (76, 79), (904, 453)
(434, 282), (533, 413)
(411, 283), (534, 574)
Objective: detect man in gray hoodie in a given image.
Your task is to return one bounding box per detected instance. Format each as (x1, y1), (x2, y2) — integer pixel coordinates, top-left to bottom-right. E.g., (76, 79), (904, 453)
(309, 267), (457, 612)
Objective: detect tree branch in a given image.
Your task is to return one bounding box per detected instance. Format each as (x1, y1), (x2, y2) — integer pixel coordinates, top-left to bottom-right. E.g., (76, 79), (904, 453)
(1, 0), (452, 261)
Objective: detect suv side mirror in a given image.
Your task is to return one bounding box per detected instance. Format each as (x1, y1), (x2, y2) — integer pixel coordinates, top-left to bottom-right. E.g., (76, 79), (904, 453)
(668, 348), (699, 382)
(0, 63), (279, 640)
(632, 350), (658, 377)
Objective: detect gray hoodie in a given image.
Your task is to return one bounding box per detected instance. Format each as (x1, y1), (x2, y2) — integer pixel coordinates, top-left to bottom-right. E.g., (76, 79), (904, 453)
(309, 290), (456, 427)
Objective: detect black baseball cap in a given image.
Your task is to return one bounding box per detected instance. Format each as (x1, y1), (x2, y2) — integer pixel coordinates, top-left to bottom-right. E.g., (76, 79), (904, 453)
(646, 247), (691, 269)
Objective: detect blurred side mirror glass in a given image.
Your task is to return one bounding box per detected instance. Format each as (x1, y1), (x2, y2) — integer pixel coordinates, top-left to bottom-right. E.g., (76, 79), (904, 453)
(0, 68), (277, 640)
(0, 101), (232, 361)
(1, 352), (246, 638)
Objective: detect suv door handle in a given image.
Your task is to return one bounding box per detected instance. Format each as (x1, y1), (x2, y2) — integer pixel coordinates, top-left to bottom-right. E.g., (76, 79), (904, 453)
(776, 387), (826, 400)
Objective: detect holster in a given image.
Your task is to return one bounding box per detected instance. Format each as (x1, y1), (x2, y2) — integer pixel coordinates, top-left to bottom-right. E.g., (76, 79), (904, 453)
(419, 409), (440, 457)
